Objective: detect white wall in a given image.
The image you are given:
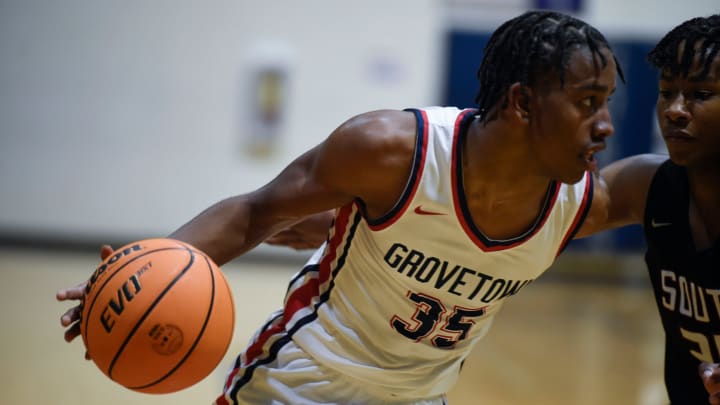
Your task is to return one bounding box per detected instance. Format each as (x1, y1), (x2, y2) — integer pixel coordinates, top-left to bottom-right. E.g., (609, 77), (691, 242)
(0, 0), (442, 241)
(0, 0), (718, 243)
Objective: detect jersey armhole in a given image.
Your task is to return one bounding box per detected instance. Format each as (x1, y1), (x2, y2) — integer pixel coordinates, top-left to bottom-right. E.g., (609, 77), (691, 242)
(556, 171), (594, 256)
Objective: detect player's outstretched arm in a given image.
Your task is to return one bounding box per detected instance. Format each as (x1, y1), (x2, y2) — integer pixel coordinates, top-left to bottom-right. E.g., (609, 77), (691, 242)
(165, 143), (350, 266)
(57, 109), (418, 344)
(168, 109), (416, 266)
(574, 153), (667, 238)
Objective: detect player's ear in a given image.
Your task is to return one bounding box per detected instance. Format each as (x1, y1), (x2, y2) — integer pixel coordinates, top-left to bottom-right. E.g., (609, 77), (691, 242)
(508, 82), (530, 123)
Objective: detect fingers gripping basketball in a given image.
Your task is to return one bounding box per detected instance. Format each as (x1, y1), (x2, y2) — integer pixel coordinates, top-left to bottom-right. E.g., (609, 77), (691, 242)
(80, 238), (235, 394)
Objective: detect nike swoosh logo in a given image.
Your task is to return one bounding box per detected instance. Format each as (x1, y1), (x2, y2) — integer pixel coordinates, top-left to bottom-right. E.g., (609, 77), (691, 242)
(651, 218), (672, 228)
(414, 206), (447, 216)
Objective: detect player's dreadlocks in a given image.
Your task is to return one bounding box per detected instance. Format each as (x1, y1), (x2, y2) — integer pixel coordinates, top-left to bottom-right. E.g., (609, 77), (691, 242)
(647, 14), (720, 79)
(475, 11), (624, 123)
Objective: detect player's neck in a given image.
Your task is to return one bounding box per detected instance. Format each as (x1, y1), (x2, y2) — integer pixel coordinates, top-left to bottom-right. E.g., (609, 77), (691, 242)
(464, 118), (551, 196)
(461, 120), (556, 240)
(687, 161), (720, 204)
(687, 163), (720, 244)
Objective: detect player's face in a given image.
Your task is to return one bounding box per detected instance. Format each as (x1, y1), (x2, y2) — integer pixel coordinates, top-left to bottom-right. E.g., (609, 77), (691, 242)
(656, 43), (720, 167)
(527, 46), (617, 184)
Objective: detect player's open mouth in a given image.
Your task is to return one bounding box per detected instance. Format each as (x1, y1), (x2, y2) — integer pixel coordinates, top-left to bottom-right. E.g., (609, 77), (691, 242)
(583, 151), (598, 171)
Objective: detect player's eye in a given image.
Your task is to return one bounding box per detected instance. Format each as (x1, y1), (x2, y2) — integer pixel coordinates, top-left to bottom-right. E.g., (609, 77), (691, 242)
(693, 90), (713, 101)
(658, 89), (673, 99)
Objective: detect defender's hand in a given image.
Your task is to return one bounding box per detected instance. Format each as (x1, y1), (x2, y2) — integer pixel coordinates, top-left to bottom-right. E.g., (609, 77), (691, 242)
(700, 362), (720, 404)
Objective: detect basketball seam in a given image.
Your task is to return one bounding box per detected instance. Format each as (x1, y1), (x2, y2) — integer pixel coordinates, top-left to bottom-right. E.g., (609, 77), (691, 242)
(127, 250), (219, 390)
(106, 247), (196, 378)
(82, 246), (190, 341)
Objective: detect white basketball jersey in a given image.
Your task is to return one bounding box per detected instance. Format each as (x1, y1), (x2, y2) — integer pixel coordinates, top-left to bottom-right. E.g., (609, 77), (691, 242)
(226, 107), (593, 400)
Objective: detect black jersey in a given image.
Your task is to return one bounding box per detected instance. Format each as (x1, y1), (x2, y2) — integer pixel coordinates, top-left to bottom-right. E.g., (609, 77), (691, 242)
(644, 160), (720, 404)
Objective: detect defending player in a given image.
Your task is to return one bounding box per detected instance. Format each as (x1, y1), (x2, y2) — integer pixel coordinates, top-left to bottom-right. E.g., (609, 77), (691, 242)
(598, 14), (720, 404)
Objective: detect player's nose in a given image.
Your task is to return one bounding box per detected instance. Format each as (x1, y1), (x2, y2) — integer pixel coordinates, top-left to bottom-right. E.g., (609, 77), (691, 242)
(593, 107), (614, 140)
(664, 94), (691, 125)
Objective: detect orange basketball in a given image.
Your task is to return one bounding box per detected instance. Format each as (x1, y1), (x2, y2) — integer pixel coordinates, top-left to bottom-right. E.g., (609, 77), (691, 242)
(80, 238), (235, 394)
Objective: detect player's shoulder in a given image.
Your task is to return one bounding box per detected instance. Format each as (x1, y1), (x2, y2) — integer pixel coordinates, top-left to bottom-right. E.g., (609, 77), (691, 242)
(337, 109), (416, 136)
(319, 109), (418, 171)
(316, 109), (426, 213)
(328, 109), (422, 155)
(620, 153), (667, 169)
(327, 106), (470, 157)
(337, 107), (467, 135)
(408, 106), (475, 126)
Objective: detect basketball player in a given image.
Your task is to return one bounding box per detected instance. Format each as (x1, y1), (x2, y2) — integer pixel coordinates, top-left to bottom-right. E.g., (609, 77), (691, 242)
(58, 11), (623, 404)
(268, 14), (720, 404)
(597, 14), (720, 404)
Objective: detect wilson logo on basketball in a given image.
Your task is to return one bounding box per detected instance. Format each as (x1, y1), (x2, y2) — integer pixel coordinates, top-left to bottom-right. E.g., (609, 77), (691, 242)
(149, 324), (184, 355)
(100, 270), (145, 333)
(85, 243), (142, 294)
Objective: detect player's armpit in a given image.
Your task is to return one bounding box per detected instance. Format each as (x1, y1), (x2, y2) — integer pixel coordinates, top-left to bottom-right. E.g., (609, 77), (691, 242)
(265, 210), (335, 250)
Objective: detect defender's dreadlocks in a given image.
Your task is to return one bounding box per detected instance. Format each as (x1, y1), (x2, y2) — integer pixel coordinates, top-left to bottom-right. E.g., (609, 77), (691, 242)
(648, 14), (720, 79)
(475, 11), (625, 123)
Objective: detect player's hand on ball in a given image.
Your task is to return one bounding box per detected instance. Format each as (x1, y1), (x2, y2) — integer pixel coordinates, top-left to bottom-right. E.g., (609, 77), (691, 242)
(56, 245), (114, 347)
(57, 281), (87, 343)
(700, 362), (720, 404)
(79, 238), (235, 393)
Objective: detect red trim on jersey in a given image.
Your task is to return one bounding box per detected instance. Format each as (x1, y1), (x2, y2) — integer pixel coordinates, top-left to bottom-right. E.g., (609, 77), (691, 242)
(216, 394), (229, 405)
(368, 110), (429, 231)
(556, 171), (592, 257)
(451, 113), (468, 244)
(218, 206), (353, 400)
(244, 205), (351, 363)
(466, 184), (559, 252)
(451, 112), (560, 252)
(279, 205), (353, 325)
(317, 204), (352, 283)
